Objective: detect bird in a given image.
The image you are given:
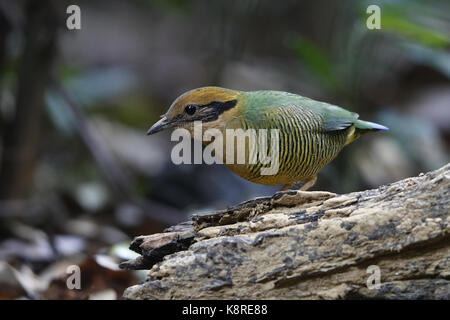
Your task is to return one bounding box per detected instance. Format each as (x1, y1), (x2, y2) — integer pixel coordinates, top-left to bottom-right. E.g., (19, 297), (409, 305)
(147, 87), (388, 191)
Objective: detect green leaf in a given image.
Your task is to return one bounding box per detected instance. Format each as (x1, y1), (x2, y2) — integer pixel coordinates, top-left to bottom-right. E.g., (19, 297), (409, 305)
(288, 35), (338, 90)
(381, 9), (450, 48)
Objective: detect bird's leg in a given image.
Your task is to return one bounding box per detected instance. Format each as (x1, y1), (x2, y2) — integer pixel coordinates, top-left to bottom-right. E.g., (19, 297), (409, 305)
(299, 176), (317, 191)
(280, 176), (317, 191)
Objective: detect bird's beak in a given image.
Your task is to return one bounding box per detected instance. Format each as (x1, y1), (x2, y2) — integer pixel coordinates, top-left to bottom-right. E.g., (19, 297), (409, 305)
(147, 116), (171, 135)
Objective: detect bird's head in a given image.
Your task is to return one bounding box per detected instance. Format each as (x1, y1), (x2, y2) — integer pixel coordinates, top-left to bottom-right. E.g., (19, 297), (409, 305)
(147, 87), (241, 136)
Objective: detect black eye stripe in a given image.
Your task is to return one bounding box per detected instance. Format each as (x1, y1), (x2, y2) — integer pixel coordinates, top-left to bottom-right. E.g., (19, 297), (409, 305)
(200, 100), (237, 114)
(181, 99), (237, 123)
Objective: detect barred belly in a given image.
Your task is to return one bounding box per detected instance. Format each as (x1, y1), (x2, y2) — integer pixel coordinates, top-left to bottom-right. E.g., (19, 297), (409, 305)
(224, 106), (348, 186)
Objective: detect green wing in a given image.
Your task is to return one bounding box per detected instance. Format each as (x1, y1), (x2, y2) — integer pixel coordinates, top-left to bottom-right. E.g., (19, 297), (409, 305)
(244, 91), (363, 132)
(295, 97), (359, 131)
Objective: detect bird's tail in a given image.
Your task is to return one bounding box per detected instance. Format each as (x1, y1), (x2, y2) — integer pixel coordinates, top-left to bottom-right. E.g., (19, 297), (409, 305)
(344, 120), (388, 146)
(354, 120), (389, 131)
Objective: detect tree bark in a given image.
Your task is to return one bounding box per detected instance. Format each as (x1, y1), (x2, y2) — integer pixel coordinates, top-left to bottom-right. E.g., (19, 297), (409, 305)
(121, 163), (450, 299)
(0, 0), (58, 199)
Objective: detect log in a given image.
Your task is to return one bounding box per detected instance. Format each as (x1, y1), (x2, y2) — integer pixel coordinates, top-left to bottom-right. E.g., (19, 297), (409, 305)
(121, 163), (450, 299)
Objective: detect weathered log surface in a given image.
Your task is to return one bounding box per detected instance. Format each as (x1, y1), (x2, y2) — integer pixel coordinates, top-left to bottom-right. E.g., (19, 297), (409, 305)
(121, 164), (450, 299)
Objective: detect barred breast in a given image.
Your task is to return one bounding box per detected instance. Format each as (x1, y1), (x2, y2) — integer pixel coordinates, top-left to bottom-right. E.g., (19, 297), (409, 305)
(224, 105), (349, 186)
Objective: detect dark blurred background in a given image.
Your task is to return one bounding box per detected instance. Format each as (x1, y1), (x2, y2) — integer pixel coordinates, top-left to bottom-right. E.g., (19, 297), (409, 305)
(0, 0), (448, 299)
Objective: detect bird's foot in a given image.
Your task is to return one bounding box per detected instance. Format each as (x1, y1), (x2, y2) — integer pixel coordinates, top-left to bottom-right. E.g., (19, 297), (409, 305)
(280, 176), (317, 191)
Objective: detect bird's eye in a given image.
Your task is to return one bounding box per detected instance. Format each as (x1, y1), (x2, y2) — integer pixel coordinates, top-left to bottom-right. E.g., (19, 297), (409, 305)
(184, 104), (197, 115)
